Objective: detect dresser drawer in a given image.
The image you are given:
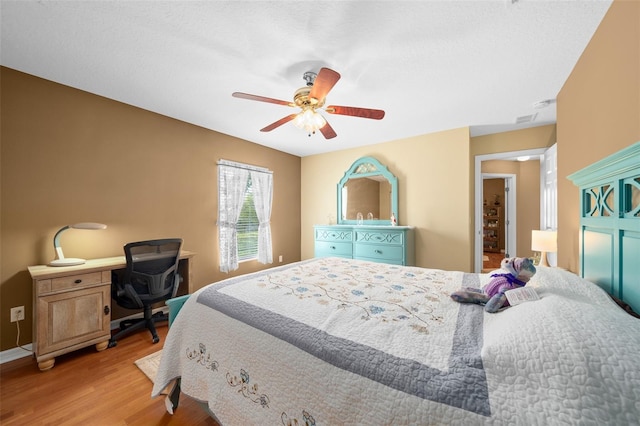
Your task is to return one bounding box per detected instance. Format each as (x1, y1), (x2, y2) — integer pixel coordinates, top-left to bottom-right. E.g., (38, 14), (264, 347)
(314, 225), (414, 266)
(315, 241), (353, 258)
(355, 230), (404, 245)
(50, 271), (105, 293)
(315, 227), (353, 243)
(354, 244), (404, 261)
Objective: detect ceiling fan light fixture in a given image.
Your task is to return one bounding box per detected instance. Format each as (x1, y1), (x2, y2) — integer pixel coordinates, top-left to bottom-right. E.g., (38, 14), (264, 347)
(232, 67), (383, 139)
(293, 108), (326, 136)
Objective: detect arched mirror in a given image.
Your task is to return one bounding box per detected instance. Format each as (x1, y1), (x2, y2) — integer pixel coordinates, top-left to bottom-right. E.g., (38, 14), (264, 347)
(337, 156), (398, 225)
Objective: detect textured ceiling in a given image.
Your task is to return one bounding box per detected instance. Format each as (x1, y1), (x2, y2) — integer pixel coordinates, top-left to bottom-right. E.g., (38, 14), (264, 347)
(1, 1), (612, 157)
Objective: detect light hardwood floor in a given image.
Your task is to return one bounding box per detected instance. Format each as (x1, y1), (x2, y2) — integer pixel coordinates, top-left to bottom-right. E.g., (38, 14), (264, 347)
(483, 251), (504, 271)
(0, 325), (219, 425)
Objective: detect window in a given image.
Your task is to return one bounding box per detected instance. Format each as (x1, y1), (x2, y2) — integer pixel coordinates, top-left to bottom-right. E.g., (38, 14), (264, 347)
(236, 176), (259, 261)
(217, 160), (273, 272)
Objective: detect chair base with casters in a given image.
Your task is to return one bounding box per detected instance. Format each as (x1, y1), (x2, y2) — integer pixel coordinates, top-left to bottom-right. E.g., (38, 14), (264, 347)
(108, 306), (169, 348)
(108, 238), (183, 348)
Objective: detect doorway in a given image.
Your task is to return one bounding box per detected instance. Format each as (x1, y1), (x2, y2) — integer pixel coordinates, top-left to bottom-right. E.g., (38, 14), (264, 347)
(481, 175), (516, 271)
(474, 148), (547, 273)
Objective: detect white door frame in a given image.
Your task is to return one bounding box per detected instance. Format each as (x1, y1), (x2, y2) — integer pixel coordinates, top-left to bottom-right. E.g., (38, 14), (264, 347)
(474, 148), (547, 273)
(482, 173), (516, 259)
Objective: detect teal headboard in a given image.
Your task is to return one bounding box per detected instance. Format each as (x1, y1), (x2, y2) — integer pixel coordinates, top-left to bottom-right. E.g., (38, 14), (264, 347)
(568, 141), (640, 313)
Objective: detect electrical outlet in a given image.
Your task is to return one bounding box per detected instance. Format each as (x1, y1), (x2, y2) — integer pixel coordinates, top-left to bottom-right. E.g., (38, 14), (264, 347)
(279, 255), (283, 263)
(10, 306), (25, 322)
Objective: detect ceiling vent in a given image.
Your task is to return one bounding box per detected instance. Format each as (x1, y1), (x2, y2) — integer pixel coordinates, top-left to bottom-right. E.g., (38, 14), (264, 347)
(515, 113), (538, 124)
(533, 99), (554, 109)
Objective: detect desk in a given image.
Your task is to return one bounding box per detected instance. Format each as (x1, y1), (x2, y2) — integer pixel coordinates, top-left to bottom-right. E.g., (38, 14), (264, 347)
(28, 250), (195, 371)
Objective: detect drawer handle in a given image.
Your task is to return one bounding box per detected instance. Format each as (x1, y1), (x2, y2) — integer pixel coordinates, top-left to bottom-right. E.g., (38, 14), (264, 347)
(74, 279), (82, 284)
(375, 249), (382, 254)
(330, 245), (336, 249)
(104, 305), (110, 315)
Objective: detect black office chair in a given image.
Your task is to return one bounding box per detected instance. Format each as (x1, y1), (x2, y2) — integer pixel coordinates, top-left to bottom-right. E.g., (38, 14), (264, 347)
(108, 238), (182, 348)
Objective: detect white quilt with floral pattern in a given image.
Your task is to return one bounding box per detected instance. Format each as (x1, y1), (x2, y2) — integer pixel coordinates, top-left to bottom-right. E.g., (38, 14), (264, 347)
(152, 257), (640, 425)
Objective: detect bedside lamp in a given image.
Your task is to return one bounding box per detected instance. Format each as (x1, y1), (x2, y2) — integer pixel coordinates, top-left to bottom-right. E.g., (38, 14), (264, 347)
(50, 222), (107, 266)
(531, 230), (557, 267)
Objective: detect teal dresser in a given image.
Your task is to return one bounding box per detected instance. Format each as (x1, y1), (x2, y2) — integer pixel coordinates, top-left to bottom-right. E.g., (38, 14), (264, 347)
(314, 225), (415, 266)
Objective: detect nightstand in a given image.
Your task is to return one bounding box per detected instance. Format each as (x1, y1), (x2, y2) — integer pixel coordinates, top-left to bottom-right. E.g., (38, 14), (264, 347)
(29, 267), (112, 371)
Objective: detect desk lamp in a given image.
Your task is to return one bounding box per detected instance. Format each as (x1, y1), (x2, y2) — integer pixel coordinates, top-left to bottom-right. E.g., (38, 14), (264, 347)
(531, 230), (557, 267)
(50, 222), (107, 266)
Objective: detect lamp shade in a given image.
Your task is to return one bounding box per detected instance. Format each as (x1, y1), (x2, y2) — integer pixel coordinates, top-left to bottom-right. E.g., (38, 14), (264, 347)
(531, 230), (557, 252)
(50, 222), (107, 266)
(531, 230), (557, 267)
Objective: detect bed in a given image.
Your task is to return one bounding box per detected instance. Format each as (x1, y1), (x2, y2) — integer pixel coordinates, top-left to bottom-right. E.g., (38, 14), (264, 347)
(152, 256), (640, 424)
(152, 142), (640, 424)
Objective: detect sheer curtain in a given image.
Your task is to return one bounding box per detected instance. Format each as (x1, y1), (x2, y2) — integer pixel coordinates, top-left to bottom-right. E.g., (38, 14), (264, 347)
(250, 170), (273, 264)
(217, 165), (249, 273)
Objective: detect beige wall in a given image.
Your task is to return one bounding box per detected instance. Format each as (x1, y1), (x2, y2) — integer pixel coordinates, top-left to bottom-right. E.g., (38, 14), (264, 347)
(301, 125), (554, 274)
(556, 0), (640, 271)
(0, 67), (302, 350)
(470, 125), (557, 157)
(518, 160), (543, 256)
(302, 127), (473, 271)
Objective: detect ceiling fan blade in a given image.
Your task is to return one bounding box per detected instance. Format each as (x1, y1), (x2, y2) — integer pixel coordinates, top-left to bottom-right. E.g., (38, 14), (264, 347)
(309, 68), (341, 101)
(325, 105), (385, 120)
(319, 121), (337, 139)
(232, 92), (293, 107)
(260, 114), (298, 132)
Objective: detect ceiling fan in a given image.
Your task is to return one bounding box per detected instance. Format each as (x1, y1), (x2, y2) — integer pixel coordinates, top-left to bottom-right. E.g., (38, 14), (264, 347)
(232, 67), (385, 139)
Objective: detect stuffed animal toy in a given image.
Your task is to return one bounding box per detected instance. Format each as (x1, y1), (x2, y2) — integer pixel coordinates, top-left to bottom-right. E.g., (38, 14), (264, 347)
(450, 257), (536, 313)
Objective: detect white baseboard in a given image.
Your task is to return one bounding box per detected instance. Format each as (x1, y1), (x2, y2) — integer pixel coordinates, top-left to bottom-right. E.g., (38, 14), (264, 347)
(0, 344), (33, 364)
(0, 306), (169, 365)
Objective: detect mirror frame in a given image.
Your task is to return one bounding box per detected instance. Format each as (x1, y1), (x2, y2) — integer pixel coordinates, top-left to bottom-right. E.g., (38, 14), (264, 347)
(337, 156), (398, 225)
